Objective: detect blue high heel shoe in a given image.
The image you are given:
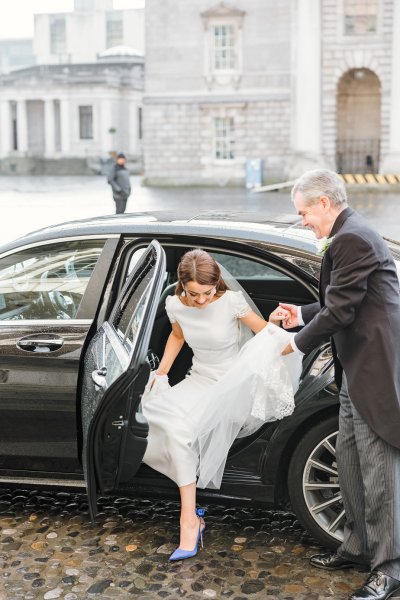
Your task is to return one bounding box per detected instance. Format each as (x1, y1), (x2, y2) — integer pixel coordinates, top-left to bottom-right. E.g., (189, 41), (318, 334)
(169, 508), (206, 561)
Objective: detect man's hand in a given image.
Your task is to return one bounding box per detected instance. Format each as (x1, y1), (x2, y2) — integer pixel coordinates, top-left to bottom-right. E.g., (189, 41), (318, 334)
(278, 303), (299, 329)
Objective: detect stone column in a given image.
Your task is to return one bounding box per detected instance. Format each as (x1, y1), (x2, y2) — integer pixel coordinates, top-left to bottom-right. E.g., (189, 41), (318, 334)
(290, 0), (326, 176)
(0, 100), (12, 157)
(17, 99), (28, 153)
(380, 0), (400, 173)
(44, 99), (56, 157)
(59, 98), (71, 155)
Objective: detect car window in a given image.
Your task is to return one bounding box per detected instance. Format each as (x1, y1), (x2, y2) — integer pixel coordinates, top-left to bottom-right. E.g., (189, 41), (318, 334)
(112, 253), (157, 353)
(0, 240), (106, 321)
(211, 252), (291, 280)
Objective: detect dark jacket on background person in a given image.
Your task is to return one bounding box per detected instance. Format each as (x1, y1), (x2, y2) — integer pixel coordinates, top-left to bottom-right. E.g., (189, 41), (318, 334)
(295, 207), (400, 449)
(107, 163), (131, 201)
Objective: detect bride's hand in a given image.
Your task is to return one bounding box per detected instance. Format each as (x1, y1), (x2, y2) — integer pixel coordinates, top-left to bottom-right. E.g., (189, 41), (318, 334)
(153, 370), (168, 386)
(269, 306), (291, 326)
(148, 370), (168, 390)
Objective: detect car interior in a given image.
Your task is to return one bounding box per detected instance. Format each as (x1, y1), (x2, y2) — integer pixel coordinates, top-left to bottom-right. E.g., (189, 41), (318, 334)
(138, 243), (317, 387)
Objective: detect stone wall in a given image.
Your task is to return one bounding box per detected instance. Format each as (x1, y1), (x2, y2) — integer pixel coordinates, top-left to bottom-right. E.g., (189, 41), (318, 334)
(321, 0), (393, 170)
(144, 97), (292, 185)
(144, 0), (293, 185)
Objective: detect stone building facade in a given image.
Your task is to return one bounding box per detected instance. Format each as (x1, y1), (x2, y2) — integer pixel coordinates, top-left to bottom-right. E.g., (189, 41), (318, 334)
(144, 0), (400, 185)
(0, 0), (144, 174)
(34, 0), (144, 65)
(0, 59), (144, 174)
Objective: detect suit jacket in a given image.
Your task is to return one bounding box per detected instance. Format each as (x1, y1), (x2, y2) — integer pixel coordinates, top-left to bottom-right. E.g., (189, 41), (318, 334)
(295, 207), (400, 448)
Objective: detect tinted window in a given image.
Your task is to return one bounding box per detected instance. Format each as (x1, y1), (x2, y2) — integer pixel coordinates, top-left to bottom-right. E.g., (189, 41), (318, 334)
(0, 240), (105, 320)
(211, 252), (291, 280)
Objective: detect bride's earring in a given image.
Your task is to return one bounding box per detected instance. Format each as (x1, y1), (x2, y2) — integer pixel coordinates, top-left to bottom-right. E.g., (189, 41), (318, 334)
(181, 289), (186, 297)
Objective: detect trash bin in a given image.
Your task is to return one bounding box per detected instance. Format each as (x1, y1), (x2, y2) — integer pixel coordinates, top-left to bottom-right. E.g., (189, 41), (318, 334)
(245, 158), (264, 189)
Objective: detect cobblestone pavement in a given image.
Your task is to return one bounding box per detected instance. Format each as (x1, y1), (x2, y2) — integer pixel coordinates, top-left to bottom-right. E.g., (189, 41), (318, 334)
(1, 181), (400, 600)
(0, 487), (377, 600)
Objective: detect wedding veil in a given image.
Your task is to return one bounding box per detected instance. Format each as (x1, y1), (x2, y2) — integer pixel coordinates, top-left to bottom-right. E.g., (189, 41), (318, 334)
(217, 262), (262, 348)
(187, 261), (303, 488)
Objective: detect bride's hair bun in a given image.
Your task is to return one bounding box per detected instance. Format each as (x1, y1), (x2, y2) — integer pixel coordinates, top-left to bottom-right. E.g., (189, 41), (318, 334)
(175, 249), (228, 296)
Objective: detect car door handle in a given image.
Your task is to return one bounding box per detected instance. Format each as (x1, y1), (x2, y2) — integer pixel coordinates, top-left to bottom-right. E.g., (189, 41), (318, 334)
(91, 367), (107, 389)
(17, 336), (64, 352)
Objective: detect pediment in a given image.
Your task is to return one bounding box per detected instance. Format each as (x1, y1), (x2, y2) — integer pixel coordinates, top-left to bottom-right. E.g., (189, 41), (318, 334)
(201, 2), (246, 20)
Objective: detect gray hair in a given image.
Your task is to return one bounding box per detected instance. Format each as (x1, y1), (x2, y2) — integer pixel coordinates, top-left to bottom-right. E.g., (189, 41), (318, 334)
(291, 169), (348, 207)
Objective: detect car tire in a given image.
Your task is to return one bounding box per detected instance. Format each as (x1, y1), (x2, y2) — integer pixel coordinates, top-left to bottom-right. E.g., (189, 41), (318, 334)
(288, 415), (344, 550)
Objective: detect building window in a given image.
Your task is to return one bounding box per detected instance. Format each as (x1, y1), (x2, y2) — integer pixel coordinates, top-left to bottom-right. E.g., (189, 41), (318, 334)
(213, 24), (236, 71)
(106, 11), (123, 48)
(214, 117), (235, 160)
(50, 16), (66, 55)
(344, 0), (378, 35)
(201, 4), (245, 89)
(79, 106), (93, 140)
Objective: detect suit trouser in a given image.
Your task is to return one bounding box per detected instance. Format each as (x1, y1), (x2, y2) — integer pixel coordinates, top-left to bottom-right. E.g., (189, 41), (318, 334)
(336, 374), (400, 579)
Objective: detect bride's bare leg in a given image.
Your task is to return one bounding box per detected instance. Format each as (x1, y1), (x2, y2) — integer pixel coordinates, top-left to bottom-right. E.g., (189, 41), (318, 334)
(178, 481), (202, 550)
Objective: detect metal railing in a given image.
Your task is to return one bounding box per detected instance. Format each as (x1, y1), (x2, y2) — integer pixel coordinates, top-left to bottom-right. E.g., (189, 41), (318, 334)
(336, 138), (380, 174)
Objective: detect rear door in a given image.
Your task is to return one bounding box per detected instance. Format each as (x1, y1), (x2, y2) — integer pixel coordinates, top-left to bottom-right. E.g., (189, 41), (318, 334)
(80, 240), (166, 520)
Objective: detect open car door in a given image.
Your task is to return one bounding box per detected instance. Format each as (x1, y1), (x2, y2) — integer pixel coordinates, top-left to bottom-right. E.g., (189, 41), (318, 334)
(81, 240), (166, 520)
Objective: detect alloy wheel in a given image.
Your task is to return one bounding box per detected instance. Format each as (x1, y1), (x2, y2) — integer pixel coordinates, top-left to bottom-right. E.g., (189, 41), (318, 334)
(302, 430), (345, 543)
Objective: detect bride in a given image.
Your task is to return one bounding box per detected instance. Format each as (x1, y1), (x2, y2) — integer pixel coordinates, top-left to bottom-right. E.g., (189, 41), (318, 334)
(141, 249), (301, 561)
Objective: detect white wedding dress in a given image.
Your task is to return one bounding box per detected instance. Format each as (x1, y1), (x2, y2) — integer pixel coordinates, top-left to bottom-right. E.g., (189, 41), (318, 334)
(141, 290), (302, 490)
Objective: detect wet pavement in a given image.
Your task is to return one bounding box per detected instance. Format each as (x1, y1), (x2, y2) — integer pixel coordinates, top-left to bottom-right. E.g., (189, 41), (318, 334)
(1, 176), (400, 244)
(0, 487), (373, 600)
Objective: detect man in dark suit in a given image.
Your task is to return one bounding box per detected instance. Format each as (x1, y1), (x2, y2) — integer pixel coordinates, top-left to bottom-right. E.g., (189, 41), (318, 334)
(276, 169), (400, 600)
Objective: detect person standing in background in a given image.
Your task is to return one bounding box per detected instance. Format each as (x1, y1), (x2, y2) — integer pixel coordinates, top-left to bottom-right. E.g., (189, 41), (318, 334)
(107, 152), (131, 214)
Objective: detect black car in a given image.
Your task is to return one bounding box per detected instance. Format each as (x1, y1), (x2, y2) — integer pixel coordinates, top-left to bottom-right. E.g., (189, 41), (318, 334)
(1, 211), (397, 549)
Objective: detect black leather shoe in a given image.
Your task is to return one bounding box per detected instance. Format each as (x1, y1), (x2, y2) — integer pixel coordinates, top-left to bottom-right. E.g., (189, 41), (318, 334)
(349, 571), (400, 600)
(310, 552), (365, 571)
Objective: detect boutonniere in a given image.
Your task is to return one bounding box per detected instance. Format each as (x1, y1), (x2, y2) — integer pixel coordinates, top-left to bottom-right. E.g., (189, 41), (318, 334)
(316, 235), (335, 256)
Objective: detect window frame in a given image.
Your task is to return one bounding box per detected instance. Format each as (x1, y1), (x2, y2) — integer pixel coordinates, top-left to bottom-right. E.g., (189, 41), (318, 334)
(106, 10), (124, 49)
(116, 238), (319, 304)
(0, 235), (113, 324)
(337, 0), (381, 41)
(201, 5), (245, 89)
(213, 23), (236, 73)
(213, 116), (235, 161)
(50, 15), (67, 56)
(343, 0), (378, 35)
(79, 105), (94, 140)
